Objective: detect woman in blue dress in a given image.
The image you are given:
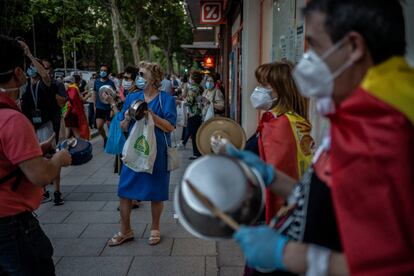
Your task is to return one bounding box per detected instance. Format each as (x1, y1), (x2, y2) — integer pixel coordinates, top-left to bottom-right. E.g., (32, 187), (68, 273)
(108, 62), (177, 246)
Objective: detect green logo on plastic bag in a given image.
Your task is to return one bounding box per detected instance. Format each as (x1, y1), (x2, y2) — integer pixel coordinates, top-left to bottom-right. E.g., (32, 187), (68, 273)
(134, 135), (149, 155)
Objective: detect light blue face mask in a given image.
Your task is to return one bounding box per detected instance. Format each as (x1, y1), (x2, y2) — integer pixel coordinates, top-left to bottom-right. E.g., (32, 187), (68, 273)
(135, 76), (147, 90)
(26, 66), (37, 78)
(99, 71), (108, 78)
(206, 81), (214, 90)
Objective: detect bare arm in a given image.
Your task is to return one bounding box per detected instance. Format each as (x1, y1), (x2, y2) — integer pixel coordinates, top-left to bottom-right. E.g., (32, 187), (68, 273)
(18, 150), (71, 187)
(268, 171), (297, 200)
(284, 242), (349, 276)
(150, 111), (174, 133)
(19, 41), (51, 87)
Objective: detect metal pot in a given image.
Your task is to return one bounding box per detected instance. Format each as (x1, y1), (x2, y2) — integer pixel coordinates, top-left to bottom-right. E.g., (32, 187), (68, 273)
(174, 154), (265, 240)
(98, 85), (117, 104)
(128, 100), (148, 121)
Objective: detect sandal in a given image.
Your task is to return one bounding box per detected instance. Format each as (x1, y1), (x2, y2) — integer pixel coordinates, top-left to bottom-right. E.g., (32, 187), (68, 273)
(108, 230), (134, 247)
(148, 230), (161, 246)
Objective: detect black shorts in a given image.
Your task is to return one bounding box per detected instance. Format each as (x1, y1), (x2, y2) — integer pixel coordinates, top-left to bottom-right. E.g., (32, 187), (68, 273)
(95, 108), (111, 121)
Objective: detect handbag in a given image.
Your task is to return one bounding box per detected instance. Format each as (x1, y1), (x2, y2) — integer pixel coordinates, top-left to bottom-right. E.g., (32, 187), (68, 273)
(159, 93), (180, 171)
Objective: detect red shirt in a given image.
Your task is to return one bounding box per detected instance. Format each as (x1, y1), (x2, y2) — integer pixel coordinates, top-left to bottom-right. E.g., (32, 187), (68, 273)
(330, 88), (414, 275)
(0, 94), (43, 217)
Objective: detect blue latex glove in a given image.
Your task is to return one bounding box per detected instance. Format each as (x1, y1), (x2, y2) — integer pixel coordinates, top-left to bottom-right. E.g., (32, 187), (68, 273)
(226, 145), (275, 186)
(234, 226), (289, 271)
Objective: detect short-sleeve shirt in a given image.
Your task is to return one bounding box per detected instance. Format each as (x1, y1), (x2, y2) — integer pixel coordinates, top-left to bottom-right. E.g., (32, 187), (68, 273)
(94, 78), (116, 110)
(0, 94), (43, 217)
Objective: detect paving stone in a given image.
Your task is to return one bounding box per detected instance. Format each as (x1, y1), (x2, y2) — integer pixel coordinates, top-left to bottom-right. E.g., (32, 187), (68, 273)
(172, 238), (217, 256)
(74, 185), (117, 193)
(217, 240), (245, 266)
(38, 210), (72, 224)
(34, 201), (53, 216)
(127, 256), (205, 276)
(64, 192), (91, 201)
(87, 192), (119, 201)
(51, 238), (107, 257)
(42, 223), (88, 238)
(60, 176), (88, 186)
(80, 223), (147, 239)
(55, 256), (132, 276)
(102, 238), (173, 256)
(101, 201), (120, 211)
(143, 223), (192, 239)
(82, 177), (108, 185)
(206, 256), (219, 276)
(46, 185), (78, 193)
(64, 211), (120, 224)
(49, 201), (106, 211)
(103, 176), (120, 185)
(53, 256), (62, 266)
(219, 266), (244, 276)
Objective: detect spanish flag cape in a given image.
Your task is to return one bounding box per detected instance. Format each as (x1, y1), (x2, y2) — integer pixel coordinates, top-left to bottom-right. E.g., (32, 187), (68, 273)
(66, 84), (90, 140)
(329, 57), (414, 275)
(258, 109), (314, 223)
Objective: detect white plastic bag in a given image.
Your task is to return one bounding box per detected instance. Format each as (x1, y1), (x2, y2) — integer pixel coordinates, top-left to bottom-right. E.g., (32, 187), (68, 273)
(176, 101), (187, 127)
(122, 114), (157, 174)
(203, 103), (215, 122)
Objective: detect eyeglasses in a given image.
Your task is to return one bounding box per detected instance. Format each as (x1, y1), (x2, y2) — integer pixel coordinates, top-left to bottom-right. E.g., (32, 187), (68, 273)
(123, 76), (131, 80)
(138, 72), (145, 77)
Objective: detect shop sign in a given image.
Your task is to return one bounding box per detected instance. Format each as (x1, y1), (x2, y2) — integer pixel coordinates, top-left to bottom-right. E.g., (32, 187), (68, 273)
(200, 1), (226, 24)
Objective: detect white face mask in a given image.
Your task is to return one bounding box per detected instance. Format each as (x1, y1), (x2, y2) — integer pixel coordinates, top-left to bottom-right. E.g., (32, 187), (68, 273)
(293, 37), (353, 99)
(316, 97), (336, 116)
(122, 79), (132, 90)
(250, 86), (277, 110)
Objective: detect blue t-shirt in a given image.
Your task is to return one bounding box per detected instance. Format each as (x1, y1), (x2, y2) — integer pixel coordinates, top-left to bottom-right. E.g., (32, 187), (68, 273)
(94, 78), (116, 110)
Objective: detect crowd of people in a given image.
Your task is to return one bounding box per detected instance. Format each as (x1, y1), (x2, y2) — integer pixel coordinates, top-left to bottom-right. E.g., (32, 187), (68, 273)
(1, 0), (413, 275)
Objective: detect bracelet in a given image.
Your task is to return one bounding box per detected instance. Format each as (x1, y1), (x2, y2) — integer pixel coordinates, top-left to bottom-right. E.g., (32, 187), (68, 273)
(306, 244), (331, 276)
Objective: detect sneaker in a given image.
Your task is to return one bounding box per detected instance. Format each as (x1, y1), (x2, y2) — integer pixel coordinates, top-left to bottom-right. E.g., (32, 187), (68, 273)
(53, 191), (64, 206)
(177, 141), (186, 150)
(42, 191), (52, 204)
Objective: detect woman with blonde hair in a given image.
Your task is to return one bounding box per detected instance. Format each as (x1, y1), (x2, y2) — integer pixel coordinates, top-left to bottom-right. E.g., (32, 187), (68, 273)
(108, 61), (176, 246)
(250, 61), (314, 224)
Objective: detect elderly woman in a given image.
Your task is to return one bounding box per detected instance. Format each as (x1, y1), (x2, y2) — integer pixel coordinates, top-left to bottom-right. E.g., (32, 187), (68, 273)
(108, 61), (176, 247)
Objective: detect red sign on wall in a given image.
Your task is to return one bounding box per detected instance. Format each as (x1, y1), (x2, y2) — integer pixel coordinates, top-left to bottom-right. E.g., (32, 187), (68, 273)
(200, 1), (226, 25)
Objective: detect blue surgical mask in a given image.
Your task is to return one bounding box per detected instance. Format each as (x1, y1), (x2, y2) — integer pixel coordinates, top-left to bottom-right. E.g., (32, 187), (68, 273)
(206, 81), (214, 90)
(100, 71), (108, 78)
(26, 66), (37, 78)
(135, 76), (147, 90)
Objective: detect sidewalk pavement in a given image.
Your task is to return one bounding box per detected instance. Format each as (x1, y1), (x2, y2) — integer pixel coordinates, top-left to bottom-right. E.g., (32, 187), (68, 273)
(39, 134), (245, 276)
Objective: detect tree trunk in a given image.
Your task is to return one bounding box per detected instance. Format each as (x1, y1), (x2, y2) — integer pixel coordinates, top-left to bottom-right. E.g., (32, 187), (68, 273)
(63, 46), (67, 75)
(112, 5), (141, 67)
(177, 60), (181, 75)
(130, 38), (141, 66)
(167, 54), (173, 75)
(110, 0), (124, 73)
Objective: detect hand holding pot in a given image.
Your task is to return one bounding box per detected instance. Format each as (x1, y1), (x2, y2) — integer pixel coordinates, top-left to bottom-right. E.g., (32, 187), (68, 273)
(226, 145), (275, 186)
(233, 225), (289, 271)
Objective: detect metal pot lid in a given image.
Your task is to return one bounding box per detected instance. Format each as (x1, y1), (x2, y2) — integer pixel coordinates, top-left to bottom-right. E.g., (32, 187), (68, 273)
(196, 117), (246, 155)
(181, 155), (247, 216)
